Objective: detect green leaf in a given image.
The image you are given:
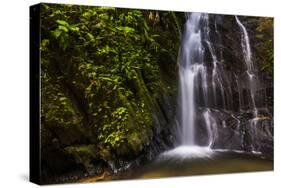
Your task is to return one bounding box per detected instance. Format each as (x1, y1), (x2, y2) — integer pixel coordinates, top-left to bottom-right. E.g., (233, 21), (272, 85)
(69, 25), (79, 32)
(58, 25), (68, 32)
(56, 20), (69, 26)
(116, 26), (135, 33)
(86, 33), (94, 40)
(59, 97), (67, 101)
(52, 29), (62, 39)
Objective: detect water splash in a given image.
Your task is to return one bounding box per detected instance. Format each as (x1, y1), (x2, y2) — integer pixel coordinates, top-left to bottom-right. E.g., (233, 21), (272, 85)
(159, 146), (213, 160)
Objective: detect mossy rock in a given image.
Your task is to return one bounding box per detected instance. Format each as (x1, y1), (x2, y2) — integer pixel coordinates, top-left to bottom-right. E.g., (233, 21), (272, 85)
(49, 123), (88, 146)
(64, 144), (113, 172)
(64, 145), (98, 170)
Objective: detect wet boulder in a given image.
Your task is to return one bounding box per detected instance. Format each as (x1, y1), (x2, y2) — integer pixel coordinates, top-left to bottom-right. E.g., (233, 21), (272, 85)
(243, 116), (273, 156)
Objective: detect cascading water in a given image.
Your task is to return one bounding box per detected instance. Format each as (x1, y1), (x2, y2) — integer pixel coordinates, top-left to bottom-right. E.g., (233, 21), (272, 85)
(235, 16), (255, 72)
(160, 13), (272, 159)
(235, 16), (272, 152)
(169, 12), (219, 157)
(177, 13), (223, 148)
(235, 16), (258, 115)
(178, 13), (202, 146)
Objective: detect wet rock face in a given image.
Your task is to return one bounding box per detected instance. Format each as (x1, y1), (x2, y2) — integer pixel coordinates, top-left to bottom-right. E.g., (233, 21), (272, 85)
(244, 117), (273, 154)
(193, 109), (273, 155)
(141, 91), (178, 157)
(195, 109), (243, 150)
(214, 15), (273, 155)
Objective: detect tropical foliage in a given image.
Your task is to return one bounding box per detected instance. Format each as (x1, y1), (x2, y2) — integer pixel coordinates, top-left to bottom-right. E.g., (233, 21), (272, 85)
(40, 3), (183, 178)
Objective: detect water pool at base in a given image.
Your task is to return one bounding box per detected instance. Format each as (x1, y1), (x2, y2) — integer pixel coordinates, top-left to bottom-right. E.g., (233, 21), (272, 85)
(123, 148), (273, 180)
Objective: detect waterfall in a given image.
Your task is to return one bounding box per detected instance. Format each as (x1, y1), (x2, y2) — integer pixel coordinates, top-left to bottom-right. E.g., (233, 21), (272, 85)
(235, 16), (258, 115)
(178, 13), (203, 145)
(235, 16), (272, 152)
(167, 12), (272, 158)
(178, 13), (223, 147)
(235, 16), (255, 73)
